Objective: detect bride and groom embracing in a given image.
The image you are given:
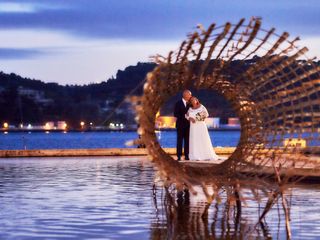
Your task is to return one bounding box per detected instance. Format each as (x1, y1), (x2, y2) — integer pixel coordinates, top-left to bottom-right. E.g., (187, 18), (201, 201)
(174, 90), (219, 161)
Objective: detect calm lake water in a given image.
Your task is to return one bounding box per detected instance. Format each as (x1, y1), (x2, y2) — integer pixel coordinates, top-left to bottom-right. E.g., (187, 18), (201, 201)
(1, 157), (320, 239)
(0, 131), (240, 150)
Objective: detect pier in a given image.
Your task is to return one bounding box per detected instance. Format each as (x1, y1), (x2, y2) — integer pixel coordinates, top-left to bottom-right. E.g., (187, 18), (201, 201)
(0, 147), (235, 158)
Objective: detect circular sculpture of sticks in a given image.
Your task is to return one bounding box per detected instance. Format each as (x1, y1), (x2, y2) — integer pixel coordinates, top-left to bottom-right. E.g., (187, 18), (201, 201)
(132, 18), (320, 235)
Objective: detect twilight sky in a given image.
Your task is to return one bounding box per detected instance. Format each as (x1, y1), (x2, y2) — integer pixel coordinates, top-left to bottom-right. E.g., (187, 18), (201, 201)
(0, 0), (319, 85)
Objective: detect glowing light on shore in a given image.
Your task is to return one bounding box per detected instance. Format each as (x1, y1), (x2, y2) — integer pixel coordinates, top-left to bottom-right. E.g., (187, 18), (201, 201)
(44, 122), (51, 130)
(3, 122), (8, 128)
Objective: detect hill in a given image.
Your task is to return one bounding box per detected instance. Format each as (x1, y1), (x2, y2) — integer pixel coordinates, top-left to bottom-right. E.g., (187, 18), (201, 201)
(0, 62), (155, 128)
(2, 57), (317, 129)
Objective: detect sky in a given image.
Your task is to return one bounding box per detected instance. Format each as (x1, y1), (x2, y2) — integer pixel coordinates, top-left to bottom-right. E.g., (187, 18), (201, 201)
(0, 0), (319, 85)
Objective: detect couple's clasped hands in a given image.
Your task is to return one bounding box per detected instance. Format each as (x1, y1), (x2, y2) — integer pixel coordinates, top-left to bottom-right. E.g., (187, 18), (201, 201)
(186, 113), (196, 123)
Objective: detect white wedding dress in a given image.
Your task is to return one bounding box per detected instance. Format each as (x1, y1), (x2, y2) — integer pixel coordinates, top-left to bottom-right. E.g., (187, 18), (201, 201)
(187, 105), (219, 161)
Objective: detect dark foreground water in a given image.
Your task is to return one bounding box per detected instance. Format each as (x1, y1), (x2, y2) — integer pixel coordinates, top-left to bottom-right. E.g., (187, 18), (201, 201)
(0, 131), (240, 150)
(1, 157), (320, 239)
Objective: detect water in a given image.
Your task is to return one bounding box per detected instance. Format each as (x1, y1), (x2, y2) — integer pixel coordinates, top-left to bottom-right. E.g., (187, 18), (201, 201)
(0, 131), (240, 150)
(1, 157), (320, 239)
(0, 157), (154, 240)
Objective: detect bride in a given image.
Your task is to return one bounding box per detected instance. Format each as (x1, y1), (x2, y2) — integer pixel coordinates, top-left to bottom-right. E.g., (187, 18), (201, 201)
(186, 97), (219, 161)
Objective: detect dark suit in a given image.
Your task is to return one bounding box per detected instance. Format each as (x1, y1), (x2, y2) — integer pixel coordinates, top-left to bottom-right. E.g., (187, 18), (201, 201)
(174, 99), (190, 159)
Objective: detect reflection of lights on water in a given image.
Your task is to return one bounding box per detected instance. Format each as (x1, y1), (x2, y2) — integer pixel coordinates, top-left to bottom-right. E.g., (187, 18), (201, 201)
(45, 131), (50, 134)
(4, 131), (8, 134)
(63, 131), (67, 134)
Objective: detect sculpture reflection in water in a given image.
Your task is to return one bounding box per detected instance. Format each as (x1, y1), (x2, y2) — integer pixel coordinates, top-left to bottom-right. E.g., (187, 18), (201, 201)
(150, 180), (291, 239)
(131, 17), (320, 239)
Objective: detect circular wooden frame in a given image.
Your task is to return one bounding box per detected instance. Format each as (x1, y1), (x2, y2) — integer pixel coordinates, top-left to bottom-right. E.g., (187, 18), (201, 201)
(133, 18), (320, 190)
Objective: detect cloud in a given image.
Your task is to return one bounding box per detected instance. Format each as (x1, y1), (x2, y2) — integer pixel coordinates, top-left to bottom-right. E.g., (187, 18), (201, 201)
(0, 0), (318, 40)
(0, 1), (68, 13)
(0, 39), (179, 84)
(0, 0), (318, 84)
(0, 3), (36, 13)
(0, 48), (43, 59)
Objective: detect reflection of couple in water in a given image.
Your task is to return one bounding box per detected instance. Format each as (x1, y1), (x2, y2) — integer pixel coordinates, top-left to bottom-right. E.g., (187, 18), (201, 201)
(151, 185), (276, 240)
(174, 89), (219, 161)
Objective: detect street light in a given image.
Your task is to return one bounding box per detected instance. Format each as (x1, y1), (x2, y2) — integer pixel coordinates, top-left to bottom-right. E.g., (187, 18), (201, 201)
(80, 121), (85, 130)
(3, 122), (8, 128)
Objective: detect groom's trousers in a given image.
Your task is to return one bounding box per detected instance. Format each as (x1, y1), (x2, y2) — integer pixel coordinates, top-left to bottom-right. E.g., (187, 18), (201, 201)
(176, 126), (189, 159)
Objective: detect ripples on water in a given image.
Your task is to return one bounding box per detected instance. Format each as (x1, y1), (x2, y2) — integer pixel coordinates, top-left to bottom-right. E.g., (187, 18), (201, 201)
(1, 157), (320, 239)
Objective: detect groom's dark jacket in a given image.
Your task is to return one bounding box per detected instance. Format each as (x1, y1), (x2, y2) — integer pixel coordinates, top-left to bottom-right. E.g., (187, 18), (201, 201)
(174, 100), (190, 129)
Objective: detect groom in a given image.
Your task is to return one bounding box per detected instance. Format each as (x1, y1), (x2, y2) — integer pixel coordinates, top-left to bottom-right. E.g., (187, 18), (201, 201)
(174, 90), (192, 161)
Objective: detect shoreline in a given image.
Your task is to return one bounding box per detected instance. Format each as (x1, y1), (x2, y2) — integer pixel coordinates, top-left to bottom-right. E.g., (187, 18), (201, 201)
(0, 128), (241, 133)
(1, 151), (319, 183)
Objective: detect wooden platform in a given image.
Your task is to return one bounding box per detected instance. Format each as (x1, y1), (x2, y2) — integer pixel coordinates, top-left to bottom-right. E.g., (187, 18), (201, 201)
(181, 159), (320, 183)
(0, 147), (235, 158)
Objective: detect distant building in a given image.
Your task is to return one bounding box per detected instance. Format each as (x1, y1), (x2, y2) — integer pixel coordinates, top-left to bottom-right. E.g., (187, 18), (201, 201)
(283, 138), (307, 148)
(156, 116), (176, 129)
(18, 87), (53, 105)
(101, 100), (113, 112)
(44, 122), (55, 130)
(43, 121), (67, 130)
(218, 117), (241, 130)
(57, 121), (68, 130)
(156, 116), (220, 129)
(206, 117), (220, 129)
(228, 118), (240, 126)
